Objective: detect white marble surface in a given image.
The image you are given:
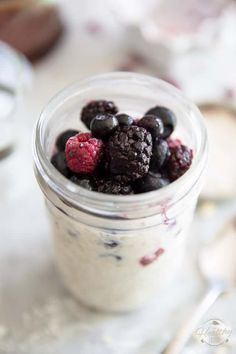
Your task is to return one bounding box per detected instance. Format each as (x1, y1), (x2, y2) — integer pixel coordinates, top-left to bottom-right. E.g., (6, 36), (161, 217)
(0, 0), (236, 353)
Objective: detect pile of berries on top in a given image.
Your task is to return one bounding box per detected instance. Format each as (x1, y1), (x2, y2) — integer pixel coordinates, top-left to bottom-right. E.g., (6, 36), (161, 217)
(51, 100), (193, 195)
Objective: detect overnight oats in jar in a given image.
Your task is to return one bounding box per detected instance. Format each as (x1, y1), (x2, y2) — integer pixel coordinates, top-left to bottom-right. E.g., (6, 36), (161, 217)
(33, 72), (207, 312)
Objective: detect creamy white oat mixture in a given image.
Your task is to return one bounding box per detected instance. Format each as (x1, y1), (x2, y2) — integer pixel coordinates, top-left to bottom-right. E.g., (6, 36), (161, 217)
(48, 202), (195, 312)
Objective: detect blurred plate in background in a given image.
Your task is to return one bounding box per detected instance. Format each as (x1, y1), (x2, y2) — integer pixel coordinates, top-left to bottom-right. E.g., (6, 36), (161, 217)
(199, 103), (236, 201)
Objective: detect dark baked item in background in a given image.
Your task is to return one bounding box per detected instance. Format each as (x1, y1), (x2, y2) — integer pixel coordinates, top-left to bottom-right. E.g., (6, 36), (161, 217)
(0, 0), (64, 61)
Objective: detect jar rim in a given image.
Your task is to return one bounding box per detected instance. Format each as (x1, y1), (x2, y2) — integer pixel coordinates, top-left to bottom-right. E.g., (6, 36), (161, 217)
(33, 72), (208, 216)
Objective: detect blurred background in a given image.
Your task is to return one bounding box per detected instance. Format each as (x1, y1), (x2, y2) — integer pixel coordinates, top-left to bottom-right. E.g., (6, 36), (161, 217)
(0, 0), (236, 353)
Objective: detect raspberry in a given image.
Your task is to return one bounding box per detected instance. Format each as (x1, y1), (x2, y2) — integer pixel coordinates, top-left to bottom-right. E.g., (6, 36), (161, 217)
(65, 133), (103, 174)
(164, 139), (193, 181)
(96, 179), (133, 195)
(81, 100), (118, 129)
(167, 138), (182, 149)
(108, 126), (152, 181)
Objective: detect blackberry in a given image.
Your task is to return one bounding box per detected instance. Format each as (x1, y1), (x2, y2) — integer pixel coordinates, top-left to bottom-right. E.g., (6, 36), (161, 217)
(112, 174), (132, 184)
(90, 113), (119, 139)
(51, 152), (70, 178)
(150, 139), (169, 172)
(108, 125), (152, 181)
(133, 172), (170, 193)
(137, 115), (164, 140)
(145, 106), (176, 138)
(81, 100), (118, 129)
(56, 129), (79, 152)
(116, 113), (134, 126)
(70, 175), (93, 190)
(164, 139), (193, 181)
(96, 179), (133, 195)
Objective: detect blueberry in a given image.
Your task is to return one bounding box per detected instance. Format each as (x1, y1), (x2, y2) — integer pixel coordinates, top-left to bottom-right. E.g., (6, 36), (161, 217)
(133, 172), (170, 193)
(56, 129), (79, 152)
(51, 152), (70, 177)
(70, 175), (93, 190)
(90, 114), (119, 139)
(150, 139), (169, 172)
(116, 113), (133, 126)
(145, 106), (176, 138)
(137, 115), (164, 140)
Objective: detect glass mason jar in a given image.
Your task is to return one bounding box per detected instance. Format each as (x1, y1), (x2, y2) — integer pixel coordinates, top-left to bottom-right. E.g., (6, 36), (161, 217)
(33, 72), (208, 312)
(0, 41), (32, 156)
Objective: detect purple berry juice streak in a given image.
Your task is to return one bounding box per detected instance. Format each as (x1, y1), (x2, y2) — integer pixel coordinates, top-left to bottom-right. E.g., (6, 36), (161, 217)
(140, 248), (165, 266)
